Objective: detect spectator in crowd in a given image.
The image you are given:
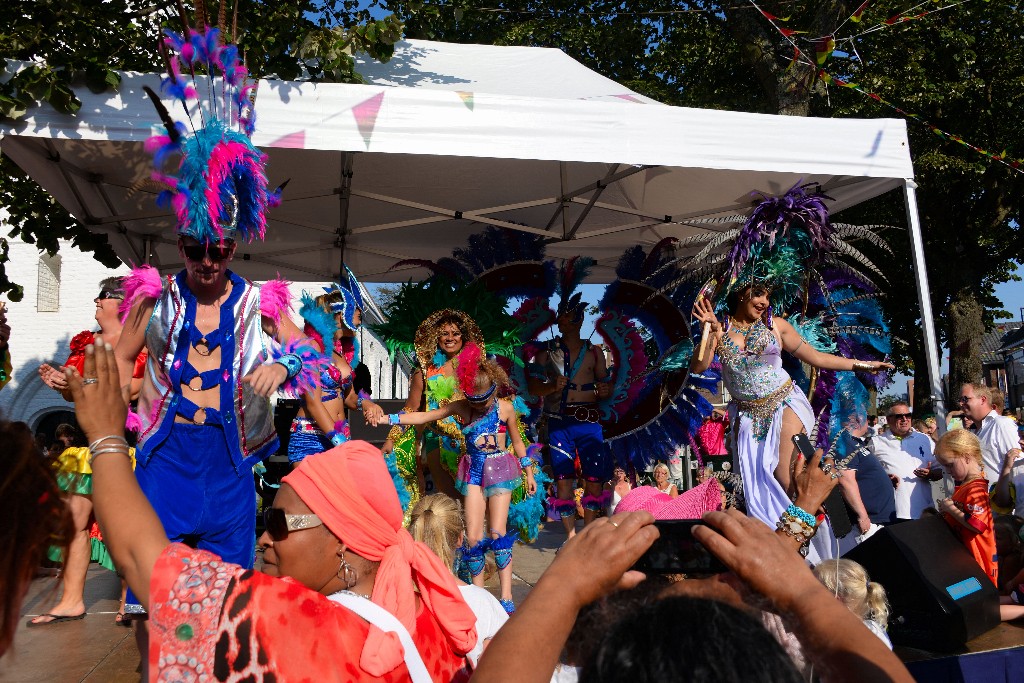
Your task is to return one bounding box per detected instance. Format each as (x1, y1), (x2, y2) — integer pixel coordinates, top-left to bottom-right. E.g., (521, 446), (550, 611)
(994, 515), (1024, 592)
(408, 493), (508, 668)
(0, 419), (73, 656)
(813, 559), (892, 649)
(935, 429), (998, 586)
(871, 403), (939, 520)
(607, 466), (632, 516)
(836, 431), (897, 554)
(67, 341), (477, 681)
(867, 414), (878, 437)
(652, 462), (678, 498)
(960, 383), (1020, 484)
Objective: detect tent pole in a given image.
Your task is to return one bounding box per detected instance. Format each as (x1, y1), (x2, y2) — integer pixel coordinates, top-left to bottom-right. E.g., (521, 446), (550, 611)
(337, 152), (354, 277)
(903, 179), (946, 430)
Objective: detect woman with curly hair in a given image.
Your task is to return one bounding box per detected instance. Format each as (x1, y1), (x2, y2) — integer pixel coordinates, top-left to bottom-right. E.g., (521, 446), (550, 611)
(378, 349), (536, 614)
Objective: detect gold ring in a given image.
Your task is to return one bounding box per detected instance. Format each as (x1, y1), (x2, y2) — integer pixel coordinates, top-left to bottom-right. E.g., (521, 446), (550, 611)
(609, 520), (620, 528)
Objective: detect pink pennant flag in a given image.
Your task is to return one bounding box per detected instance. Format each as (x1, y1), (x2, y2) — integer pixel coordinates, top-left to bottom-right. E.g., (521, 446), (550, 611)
(268, 130), (307, 149)
(352, 92), (385, 149)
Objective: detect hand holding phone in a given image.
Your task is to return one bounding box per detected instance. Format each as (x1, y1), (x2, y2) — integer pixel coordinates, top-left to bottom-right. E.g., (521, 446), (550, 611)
(631, 520), (728, 575)
(791, 433), (854, 538)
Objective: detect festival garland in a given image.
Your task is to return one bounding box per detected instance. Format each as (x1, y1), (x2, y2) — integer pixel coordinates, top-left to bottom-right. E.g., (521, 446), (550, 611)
(748, 0), (1023, 175)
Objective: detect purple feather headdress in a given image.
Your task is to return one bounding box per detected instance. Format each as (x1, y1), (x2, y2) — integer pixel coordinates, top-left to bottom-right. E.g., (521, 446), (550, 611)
(145, 26), (282, 243)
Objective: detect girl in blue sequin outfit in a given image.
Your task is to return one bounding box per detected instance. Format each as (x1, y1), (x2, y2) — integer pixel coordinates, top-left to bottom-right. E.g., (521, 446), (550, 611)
(691, 285), (890, 562)
(378, 350), (535, 614)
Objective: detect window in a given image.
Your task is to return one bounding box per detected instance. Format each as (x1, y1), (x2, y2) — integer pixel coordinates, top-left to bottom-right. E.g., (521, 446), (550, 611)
(37, 254), (61, 312)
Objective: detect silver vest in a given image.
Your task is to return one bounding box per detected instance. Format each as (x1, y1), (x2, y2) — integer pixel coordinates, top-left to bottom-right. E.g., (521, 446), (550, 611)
(135, 271), (277, 469)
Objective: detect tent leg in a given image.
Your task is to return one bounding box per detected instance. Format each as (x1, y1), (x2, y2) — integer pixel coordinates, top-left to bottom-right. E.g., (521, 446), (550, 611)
(903, 179), (945, 430)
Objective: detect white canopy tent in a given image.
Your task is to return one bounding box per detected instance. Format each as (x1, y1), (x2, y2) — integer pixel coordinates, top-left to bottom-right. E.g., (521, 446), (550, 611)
(0, 38), (942, 413)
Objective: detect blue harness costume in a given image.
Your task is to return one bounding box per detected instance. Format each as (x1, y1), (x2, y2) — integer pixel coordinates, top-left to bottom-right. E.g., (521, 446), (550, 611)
(455, 400), (522, 497)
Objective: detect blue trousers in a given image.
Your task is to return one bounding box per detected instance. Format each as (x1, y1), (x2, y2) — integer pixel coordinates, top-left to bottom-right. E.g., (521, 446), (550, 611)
(548, 414), (611, 483)
(126, 421), (255, 613)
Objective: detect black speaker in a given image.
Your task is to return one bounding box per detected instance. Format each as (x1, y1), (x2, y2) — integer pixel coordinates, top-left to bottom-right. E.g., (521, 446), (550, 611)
(843, 515), (1000, 652)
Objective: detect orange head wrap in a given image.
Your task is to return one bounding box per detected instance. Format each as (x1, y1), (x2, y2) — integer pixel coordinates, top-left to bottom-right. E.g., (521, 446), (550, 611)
(282, 441), (477, 676)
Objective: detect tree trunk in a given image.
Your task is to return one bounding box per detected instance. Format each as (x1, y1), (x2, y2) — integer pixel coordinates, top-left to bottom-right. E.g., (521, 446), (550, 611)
(947, 289), (985, 391)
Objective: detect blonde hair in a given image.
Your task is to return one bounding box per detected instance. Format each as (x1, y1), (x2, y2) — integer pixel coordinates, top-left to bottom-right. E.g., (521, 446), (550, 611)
(813, 559), (890, 630)
(963, 382), (994, 407)
(653, 463), (670, 477)
(936, 428), (984, 467)
(408, 494), (464, 571)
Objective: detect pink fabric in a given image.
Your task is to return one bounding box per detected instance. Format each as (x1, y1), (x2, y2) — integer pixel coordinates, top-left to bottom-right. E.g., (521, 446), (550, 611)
(119, 265), (164, 322)
(283, 442), (477, 677)
(259, 277), (293, 325)
(616, 481), (723, 520)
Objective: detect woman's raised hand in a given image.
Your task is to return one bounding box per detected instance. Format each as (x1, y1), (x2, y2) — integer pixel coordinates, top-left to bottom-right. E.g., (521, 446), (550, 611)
(691, 297), (721, 332)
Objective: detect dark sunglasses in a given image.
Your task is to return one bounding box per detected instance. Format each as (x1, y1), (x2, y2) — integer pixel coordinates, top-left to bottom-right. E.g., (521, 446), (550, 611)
(262, 508), (323, 542)
(889, 413), (913, 420)
(96, 290), (123, 301)
(182, 242), (233, 262)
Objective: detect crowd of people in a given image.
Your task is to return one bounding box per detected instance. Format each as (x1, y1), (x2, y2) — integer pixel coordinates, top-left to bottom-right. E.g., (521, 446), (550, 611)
(1, 21), (1020, 683)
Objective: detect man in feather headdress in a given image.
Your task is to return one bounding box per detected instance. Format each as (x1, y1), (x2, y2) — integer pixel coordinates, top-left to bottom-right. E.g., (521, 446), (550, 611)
(106, 29), (316, 630)
(528, 258), (612, 540)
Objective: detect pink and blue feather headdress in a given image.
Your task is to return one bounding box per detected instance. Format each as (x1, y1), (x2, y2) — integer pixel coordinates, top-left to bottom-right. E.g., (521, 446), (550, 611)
(144, 25), (282, 243)
(323, 265), (365, 333)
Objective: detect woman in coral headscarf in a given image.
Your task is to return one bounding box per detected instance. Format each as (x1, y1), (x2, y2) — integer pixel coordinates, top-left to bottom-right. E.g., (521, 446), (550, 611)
(67, 339), (477, 682)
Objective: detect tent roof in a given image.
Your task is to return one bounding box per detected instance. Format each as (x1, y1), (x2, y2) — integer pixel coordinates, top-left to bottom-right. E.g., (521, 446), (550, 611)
(0, 40), (913, 283)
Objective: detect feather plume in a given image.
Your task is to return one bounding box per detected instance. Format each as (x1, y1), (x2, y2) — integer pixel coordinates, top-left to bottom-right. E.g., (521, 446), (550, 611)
(259, 277), (293, 325)
(119, 265), (165, 322)
(455, 342), (483, 396)
(271, 337), (331, 398)
(298, 291), (338, 349)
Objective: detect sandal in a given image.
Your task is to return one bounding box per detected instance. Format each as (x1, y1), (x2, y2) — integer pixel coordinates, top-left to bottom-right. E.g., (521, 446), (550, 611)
(114, 611), (130, 626)
(27, 613), (86, 627)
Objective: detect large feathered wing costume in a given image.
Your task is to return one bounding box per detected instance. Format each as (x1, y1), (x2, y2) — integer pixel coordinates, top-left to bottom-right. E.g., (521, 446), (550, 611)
(651, 182), (893, 447)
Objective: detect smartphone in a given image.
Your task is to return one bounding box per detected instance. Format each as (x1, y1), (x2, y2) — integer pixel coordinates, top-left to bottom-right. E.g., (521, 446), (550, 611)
(791, 433), (854, 538)
(631, 520), (728, 574)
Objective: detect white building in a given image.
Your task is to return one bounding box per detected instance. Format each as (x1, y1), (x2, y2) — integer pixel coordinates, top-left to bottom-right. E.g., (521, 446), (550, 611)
(0, 239), (407, 441)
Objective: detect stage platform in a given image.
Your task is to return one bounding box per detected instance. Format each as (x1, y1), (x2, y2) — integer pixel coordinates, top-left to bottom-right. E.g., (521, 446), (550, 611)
(897, 621), (1024, 682)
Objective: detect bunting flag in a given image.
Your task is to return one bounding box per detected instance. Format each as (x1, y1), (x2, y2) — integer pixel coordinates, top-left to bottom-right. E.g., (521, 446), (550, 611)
(352, 91), (385, 149)
(849, 0), (873, 22)
(457, 91), (474, 111)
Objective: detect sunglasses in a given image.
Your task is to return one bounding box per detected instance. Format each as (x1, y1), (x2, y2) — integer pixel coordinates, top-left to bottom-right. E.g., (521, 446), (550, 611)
(958, 396), (975, 404)
(182, 242), (233, 262)
(263, 508), (323, 542)
(889, 413), (913, 420)
(96, 290), (123, 301)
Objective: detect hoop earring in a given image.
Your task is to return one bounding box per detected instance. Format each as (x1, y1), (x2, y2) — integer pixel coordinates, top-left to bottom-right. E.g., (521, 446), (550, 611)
(337, 555), (358, 589)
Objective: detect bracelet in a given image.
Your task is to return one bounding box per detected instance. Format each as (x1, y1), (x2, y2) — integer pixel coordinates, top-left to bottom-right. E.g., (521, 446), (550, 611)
(785, 504), (817, 528)
(274, 353), (303, 380)
(88, 446), (132, 466)
(357, 390), (372, 409)
(851, 361), (874, 372)
(388, 410), (406, 426)
(777, 511), (817, 544)
(88, 435), (129, 451)
(519, 456), (534, 468)
(327, 431), (346, 446)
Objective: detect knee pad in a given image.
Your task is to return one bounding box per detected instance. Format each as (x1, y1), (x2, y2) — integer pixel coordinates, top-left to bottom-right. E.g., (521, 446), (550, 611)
(459, 538), (490, 578)
(489, 530), (519, 571)
(548, 496), (577, 518)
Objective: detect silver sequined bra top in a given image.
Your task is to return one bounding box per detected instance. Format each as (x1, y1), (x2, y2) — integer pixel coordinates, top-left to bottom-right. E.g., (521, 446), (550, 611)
(718, 320), (791, 402)
(719, 320), (795, 440)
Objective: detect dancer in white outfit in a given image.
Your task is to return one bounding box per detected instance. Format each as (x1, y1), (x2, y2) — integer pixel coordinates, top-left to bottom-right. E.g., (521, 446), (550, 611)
(691, 288), (891, 561)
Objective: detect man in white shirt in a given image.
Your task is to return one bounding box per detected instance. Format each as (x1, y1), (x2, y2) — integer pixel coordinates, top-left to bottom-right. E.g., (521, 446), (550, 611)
(960, 382), (1021, 485)
(871, 402), (938, 519)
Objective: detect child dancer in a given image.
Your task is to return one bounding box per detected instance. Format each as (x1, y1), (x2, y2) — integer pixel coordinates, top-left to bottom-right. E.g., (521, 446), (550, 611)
(377, 343), (536, 614)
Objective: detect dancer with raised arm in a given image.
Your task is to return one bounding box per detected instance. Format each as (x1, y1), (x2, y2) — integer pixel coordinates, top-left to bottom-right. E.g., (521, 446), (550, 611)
(674, 184), (893, 561)
(376, 348), (536, 614)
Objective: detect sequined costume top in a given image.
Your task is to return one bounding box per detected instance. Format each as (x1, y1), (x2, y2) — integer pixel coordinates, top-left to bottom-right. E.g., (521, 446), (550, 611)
(320, 365), (353, 403)
(718, 320), (794, 441)
(461, 400), (508, 459)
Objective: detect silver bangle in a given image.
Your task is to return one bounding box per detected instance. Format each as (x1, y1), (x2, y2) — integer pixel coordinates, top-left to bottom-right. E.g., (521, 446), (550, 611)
(88, 447), (131, 466)
(88, 435), (129, 451)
